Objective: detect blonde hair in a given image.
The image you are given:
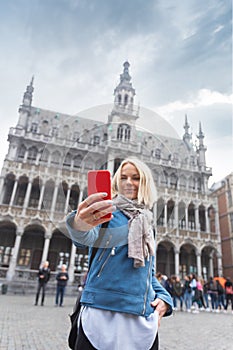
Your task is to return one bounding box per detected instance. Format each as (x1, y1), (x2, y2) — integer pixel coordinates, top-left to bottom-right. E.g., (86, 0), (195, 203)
(111, 158), (157, 209)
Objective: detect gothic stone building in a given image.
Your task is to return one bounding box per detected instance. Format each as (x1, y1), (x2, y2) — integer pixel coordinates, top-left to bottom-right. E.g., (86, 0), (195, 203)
(0, 62), (222, 289)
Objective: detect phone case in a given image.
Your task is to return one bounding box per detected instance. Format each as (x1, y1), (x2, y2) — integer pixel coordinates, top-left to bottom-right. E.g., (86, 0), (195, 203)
(88, 170), (112, 219)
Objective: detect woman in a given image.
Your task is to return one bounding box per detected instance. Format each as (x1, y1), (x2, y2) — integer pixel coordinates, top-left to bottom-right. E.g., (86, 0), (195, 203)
(66, 158), (173, 350)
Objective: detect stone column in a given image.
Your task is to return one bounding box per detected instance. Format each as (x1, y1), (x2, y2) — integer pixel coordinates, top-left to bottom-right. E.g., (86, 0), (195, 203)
(9, 179), (18, 207)
(50, 183), (59, 214)
(205, 207), (210, 232)
(22, 180), (32, 216)
(174, 200), (179, 235)
(23, 150), (28, 163)
(37, 182), (45, 211)
(41, 232), (51, 264)
(185, 205), (188, 230)
(6, 228), (23, 281)
(209, 255), (214, 278)
(217, 254), (223, 277)
(164, 201), (167, 229)
(0, 175), (5, 203)
(196, 251), (202, 277)
(64, 186), (71, 214)
(194, 204), (199, 231)
(175, 248), (180, 276)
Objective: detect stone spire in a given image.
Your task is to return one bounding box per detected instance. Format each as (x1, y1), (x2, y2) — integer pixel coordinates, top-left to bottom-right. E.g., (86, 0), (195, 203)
(22, 76), (34, 107)
(183, 114), (192, 148)
(197, 121), (207, 166)
(17, 77), (34, 129)
(113, 61), (136, 111)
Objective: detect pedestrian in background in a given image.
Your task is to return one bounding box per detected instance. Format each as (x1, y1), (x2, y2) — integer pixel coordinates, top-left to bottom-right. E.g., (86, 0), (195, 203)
(183, 275), (192, 312)
(224, 277), (233, 313)
(172, 276), (184, 311)
(34, 260), (51, 306)
(216, 280), (225, 311)
(207, 276), (218, 312)
(55, 264), (69, 307)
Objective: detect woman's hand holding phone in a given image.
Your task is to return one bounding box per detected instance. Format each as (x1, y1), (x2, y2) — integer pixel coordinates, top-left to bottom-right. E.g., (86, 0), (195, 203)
(72, 171), (115, 232)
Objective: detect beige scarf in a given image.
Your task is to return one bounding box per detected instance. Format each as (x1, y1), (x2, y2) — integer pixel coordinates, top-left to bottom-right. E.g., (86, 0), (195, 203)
(113, 194), (155, 268)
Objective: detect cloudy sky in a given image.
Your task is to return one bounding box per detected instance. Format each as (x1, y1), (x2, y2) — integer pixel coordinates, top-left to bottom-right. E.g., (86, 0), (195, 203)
(0, 0), (232, 186)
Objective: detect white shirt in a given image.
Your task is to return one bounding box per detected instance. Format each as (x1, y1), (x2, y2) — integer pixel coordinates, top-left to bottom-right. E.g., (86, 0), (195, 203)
(80, 306), (159, 350)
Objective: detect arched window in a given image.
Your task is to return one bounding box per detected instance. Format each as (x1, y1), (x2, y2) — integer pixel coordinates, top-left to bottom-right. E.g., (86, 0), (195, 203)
(28, 146), (37, 161)
(18, 145), (26, 160)
(155, 148), (161, 159)
(31, 123), (38, 133)
(93, 136), (100, 146)
(63, 153), (72, 167)
(14, 176), (28, 206)
(157, 198), (165, 226)
(2, 173), (15, 204)
(117, 124), (131, 142)
(51, 127), (58, 137)
(170, 173), (177, 189)
(188, 203), (195, 230)
(73, 155), (82, 168)
(42, 180), (55, 211)
(55, 182), (67, 212)
(51, 151), (61, 165)
(69, 184), (80, 210)
(41, 120), (49, 135)
(28, 177), (40, 208)
(63, 125), (70, 139)
(40, 149), (49, 163)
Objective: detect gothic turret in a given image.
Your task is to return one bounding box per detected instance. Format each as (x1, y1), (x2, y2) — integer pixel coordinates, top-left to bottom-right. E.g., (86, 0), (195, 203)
(197, 121), (207, 167)
(17, 77), (34, 129)
(183, 114), (192, 149)
(113, 61), (136, 112)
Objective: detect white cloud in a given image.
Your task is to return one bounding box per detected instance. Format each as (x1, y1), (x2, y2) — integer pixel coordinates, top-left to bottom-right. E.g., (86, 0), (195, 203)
(154, 89), (233, 117)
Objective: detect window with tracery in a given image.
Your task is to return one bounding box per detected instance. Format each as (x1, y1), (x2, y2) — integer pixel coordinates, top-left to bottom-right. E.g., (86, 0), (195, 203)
(155, 148), (161, 159)
(51, 151), (61, 165)
(31, 123), (38, 133)
(28, 146), (37, 161)
(51, 127), (58, 137)
(18, 145), (26, 160)
(73, 155), (82, 168)
(117, 124), (131, 141)
(93, 136), (100, 146)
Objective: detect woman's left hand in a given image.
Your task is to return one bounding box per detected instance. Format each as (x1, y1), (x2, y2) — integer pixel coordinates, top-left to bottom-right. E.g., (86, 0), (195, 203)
(151, 298), (169, 327)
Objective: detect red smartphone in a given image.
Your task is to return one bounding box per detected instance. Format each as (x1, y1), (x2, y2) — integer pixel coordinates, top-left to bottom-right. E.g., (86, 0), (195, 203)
(87, 170), (112, 219)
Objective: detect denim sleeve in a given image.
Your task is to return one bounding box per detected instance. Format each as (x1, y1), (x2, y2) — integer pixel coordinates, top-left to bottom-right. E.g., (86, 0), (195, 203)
(66, 211), (100, 247)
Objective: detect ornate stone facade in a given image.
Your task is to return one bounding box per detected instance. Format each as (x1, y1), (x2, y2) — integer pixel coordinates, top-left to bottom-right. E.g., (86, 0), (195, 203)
(0, 62), (222, 287)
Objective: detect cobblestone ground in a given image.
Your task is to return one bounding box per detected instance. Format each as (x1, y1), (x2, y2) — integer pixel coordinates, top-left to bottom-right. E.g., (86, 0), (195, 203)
(0, 294), (232, 350)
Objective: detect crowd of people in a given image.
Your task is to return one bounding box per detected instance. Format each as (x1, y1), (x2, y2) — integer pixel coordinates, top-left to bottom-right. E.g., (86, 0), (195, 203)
(156, 272), (233, 314)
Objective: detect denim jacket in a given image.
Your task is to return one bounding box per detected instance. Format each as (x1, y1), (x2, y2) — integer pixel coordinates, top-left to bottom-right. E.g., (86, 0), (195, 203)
(66, 210), (173, 318)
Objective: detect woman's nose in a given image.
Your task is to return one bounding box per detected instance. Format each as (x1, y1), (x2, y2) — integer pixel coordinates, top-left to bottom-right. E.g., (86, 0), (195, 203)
(126, 177), (133, 184)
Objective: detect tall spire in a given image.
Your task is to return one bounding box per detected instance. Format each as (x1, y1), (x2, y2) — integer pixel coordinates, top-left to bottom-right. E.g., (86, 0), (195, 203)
(113, 61), (135, 111)
(197, 122), (205, 146)
(17, 77), (34, 129)
(22, 76), (34, 107)
(196, 121), (207, 167)
(183, 114), (192, 148)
